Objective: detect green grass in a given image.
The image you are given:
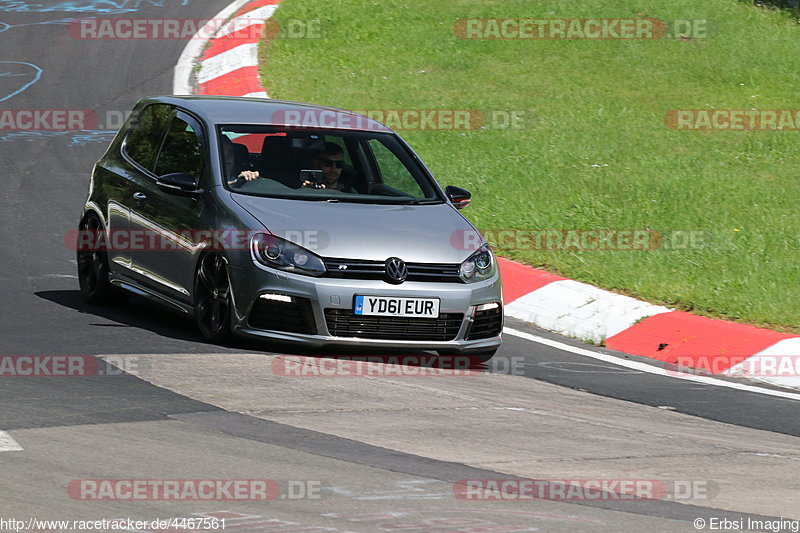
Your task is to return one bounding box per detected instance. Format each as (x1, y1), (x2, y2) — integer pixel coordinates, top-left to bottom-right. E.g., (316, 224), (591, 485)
(259, 0), (800, 332)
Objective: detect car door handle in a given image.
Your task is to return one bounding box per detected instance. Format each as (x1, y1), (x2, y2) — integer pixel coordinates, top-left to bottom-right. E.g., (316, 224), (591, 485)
(132, 192), (147, 201)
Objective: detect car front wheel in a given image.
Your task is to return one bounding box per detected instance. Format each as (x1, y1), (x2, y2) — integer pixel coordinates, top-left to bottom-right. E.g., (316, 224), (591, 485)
(194, 252), (232, 343)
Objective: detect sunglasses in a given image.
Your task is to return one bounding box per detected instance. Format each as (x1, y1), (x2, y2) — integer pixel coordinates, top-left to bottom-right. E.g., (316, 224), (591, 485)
(318, 157), (344, 169)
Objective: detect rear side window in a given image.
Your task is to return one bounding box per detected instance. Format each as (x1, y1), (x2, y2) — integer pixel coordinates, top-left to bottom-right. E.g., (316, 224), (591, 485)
(154, 116), (205, 181)
(124, 104), (173, 171)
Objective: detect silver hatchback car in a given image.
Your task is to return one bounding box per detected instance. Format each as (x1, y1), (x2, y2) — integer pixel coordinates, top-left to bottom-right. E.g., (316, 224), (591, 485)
(78, 96), (502, 360)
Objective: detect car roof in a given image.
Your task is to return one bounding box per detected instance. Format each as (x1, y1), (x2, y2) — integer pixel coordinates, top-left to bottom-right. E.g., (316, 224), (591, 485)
(144, 95), (392, 133)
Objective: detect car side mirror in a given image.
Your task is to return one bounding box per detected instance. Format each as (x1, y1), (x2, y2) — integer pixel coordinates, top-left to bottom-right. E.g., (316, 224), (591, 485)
(445, 185), (471, 210)
(157, 172), (201, 196)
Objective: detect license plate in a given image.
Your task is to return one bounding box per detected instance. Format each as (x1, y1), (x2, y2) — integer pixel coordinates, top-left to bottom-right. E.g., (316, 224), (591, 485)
(354, 296), (440, 318)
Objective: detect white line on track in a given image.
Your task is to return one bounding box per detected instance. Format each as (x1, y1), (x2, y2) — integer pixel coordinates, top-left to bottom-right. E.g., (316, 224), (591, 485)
(504, 327), (800, 402)
(0, 431), (23, 452)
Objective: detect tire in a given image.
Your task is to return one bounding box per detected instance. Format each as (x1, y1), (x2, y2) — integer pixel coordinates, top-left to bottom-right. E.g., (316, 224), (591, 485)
(194, 252), (232, 343)
(77, 215), (127, 305)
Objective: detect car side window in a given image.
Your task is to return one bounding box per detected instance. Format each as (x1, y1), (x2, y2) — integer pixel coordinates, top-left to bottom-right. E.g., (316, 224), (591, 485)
(124, 104), (173, 172)
(366, 138), (425, 198)
(154, 115), (205, 182)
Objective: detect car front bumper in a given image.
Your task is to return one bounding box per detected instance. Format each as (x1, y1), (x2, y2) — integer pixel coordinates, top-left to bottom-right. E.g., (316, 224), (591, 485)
(228, 263), (502, 352)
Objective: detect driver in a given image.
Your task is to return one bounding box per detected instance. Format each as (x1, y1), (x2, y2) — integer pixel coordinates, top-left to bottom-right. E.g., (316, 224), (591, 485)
(221, 135), (259, 187)
(301, 142), (355, 193)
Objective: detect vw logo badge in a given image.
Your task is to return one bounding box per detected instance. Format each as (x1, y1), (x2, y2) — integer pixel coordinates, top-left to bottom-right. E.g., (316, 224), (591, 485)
(384, 257), (408, 284)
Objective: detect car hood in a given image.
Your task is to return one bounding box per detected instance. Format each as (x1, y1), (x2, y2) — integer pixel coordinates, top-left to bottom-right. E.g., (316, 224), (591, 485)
(230, 194), (483, 263)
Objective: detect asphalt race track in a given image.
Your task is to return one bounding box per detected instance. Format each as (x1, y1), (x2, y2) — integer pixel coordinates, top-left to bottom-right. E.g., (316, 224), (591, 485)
(1, 2), (799, 531)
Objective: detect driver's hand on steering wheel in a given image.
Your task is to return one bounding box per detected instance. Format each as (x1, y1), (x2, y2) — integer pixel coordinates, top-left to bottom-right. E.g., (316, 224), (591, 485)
(239, 170), (260, 181)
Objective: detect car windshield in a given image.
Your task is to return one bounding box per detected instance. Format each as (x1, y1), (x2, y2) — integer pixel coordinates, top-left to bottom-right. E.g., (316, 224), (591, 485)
(218, 125), (443, 204)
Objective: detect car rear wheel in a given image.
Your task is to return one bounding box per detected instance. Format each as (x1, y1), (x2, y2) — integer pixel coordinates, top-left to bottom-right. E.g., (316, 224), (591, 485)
(77, 215), (127, 304)
(194, 253), (232, 343)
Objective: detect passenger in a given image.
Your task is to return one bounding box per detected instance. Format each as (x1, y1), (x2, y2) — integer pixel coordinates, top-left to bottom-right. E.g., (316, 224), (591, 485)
(301, 142), (355, 193)
(221, 136), (259, 186)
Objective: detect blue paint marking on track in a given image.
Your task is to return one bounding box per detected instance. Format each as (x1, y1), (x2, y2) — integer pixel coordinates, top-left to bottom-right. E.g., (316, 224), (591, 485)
(0, 18), (73, 32)
(0, 0), (191, 14)
(0, 61), (43, 102)
(70, 130), (117, 145)
(0, 130), (117, 145)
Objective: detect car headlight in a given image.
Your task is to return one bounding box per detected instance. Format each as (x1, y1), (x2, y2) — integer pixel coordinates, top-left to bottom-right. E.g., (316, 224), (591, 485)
(459, 244), (496, 283)
(251, 233), (326, 277)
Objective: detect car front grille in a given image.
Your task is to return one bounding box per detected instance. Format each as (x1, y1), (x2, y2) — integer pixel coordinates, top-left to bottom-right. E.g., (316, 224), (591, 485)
(324, 309), (464, 341)
(249, 295), (317, 335)
(466, 305), (503, 340)
(322, 258), (462, 283)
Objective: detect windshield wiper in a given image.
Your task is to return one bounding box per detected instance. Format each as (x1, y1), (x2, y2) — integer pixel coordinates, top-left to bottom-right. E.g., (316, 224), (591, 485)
(397, 199), (441, 205)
